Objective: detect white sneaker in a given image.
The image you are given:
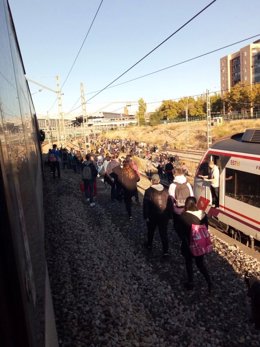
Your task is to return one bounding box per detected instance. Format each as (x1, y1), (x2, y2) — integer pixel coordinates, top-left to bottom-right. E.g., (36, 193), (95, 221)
(90, 202), (95, 207)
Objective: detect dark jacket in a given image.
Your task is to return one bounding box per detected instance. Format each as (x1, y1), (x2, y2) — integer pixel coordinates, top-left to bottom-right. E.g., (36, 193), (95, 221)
(82, 160), (98, 180)
(143, 184), (172, 220)
(179, 210), (208, 256)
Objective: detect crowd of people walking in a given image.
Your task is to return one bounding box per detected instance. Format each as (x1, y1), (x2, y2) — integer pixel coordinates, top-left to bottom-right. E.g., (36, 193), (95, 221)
(46, 139), (212, 293)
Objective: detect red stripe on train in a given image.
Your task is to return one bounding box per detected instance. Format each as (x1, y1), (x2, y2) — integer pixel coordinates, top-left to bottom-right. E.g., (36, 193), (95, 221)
(217, 205), (260, 232)
(207, 150), (260, 161)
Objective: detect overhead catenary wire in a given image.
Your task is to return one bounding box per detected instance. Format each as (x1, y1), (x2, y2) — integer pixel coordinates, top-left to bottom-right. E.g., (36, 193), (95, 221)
(61, 0), (104, 89)
(85, 0), (217, 103)
(90, 34), (260, 92)
(67, 33), (259, 114)
(63, 83), (259, 118)
(47, 0), (104, 113)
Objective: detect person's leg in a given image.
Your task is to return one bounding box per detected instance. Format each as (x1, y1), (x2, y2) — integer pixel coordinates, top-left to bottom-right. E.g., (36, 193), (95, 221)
(210, 185), (219, 207)
(180, 243), (194, 288)
(158, 218), (169, 254)
(115, 179), (123, 201)
(173, 213), (183, 240)
(84, 180), (90, 200)
(214, 187), (219, 207)
(134, 188), (139, 203)
(88, 180), (94, 203)
(195, 256), (212, 292)
(51, 162), (55, 177)
(146, 219), (156, 249)
(110, 173), (117, 201)
(57, 162), (61, 178)
(124, 189), (132, 218)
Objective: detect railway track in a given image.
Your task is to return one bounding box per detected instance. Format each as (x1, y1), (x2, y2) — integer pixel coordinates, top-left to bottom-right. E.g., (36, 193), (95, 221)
(163, 148), (204, 164)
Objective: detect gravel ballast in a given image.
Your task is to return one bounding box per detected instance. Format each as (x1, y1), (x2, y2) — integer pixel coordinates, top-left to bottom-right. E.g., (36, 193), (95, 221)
(44, 169), (260, 347)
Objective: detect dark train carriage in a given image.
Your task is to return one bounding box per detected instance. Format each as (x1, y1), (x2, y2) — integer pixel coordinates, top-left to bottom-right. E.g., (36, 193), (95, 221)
(0, 1), (57, 346)
(194, 129), (260, 247)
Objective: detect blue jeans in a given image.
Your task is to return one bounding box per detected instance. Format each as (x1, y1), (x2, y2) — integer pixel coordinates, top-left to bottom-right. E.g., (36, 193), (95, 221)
(83, 179), (94, 203)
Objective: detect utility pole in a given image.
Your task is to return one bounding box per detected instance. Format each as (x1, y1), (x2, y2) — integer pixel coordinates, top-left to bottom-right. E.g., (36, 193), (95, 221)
(25, 75), (64, 145)
(56, 75), (65, 145)
(185, 98), (189, 146)
(46, 111), (52, 145)
(80, 82), (87, 149)
(185, 97), (188, 122)
(206, 89), (212, 148)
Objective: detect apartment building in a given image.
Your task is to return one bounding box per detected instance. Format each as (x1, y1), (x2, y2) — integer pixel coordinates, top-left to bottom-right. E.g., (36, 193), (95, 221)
(220, 40), (260, 95)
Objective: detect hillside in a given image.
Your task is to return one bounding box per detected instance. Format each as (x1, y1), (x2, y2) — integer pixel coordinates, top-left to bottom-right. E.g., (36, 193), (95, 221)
(101, 119), (260, 151)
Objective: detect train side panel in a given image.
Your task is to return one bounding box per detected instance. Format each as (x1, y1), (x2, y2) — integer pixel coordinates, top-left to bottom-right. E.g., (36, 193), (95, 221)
(194, 144), (260, 243)
(0, 1), (58, 345)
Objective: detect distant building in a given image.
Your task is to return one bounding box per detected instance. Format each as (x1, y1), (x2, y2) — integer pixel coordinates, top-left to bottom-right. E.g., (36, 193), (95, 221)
(36, 112), (137, 143)
(87, 112), (137, 129)
(220, 40), (260, 95)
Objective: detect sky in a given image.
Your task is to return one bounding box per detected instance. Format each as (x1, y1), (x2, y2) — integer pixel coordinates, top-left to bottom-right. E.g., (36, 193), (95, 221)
(8, 0), (260, 118)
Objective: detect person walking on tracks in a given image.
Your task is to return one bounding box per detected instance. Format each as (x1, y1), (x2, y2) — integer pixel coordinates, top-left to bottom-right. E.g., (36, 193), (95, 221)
(117, 159), (140, 220)
(143, 174), (173, 256)
(179, 197), (212, 292)
(82, 153), (98, 207)
(48, 144), (61, 179)
(126, 154), (141, 204)
(168, 167), (193, 238)
(165, 157), (174, 184)
(106, 154), (121, 201)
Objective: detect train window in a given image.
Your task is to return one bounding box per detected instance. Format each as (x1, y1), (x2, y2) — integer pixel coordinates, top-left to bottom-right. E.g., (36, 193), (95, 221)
(196, 160), (209, 176)
(225, 168), (260, 207)
(196, 155), (221, 177)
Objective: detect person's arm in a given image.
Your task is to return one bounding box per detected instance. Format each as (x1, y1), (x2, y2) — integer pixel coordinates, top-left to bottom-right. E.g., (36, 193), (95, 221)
(198, 174), (208, 179)
(143, 190), (150, 221)
(187, 183), (194, 197)
(168, 183), (175, 197)
(201, 214), (209, 228)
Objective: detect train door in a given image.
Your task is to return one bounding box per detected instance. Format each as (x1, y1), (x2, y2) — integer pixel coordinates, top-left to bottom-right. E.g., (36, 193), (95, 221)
(217, 155), (230, 209)
(194, 153), (223, 206)
(194, 154), (211, 204)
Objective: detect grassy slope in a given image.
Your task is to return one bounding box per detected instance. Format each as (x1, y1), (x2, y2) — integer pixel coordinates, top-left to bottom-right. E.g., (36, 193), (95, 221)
(101, 119), (260, 151)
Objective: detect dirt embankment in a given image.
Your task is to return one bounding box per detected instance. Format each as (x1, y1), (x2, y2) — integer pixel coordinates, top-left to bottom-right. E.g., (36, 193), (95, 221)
(41, 119), (260, 155)
(102, 119), (260, 151)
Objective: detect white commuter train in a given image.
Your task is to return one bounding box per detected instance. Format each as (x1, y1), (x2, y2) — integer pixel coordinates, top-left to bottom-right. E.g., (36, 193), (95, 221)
(194, 128), (260, 248)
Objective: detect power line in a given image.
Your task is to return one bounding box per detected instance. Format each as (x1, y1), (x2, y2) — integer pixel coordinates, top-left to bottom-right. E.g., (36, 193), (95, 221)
(61, 0), (104, 89)
(63, 84), (260, 117)
(92, 34), (260, 92)
(86, 0), (217, 102)
(67, 33), (259, 114)
(47, 0), (104, 113)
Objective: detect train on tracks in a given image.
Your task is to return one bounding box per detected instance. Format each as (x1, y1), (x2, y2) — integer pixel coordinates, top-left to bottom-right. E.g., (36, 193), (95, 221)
(194, 129), (260, 249)
(0, 1), (58, 346)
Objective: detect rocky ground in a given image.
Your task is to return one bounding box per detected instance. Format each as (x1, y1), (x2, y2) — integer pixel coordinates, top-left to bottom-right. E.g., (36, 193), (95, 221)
(44, 167), (260, 347)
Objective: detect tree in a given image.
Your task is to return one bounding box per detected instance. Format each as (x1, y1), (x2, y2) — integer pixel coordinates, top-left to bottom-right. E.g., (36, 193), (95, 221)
(193, 96), (206, 116)
(136, 98), (146, 126)
(210, 94), (222, 114)
(224, 83), (253, 115)
(149, 111), (161, 126)
(156, 99), (179, 120)
(252, 84), (260, 112)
